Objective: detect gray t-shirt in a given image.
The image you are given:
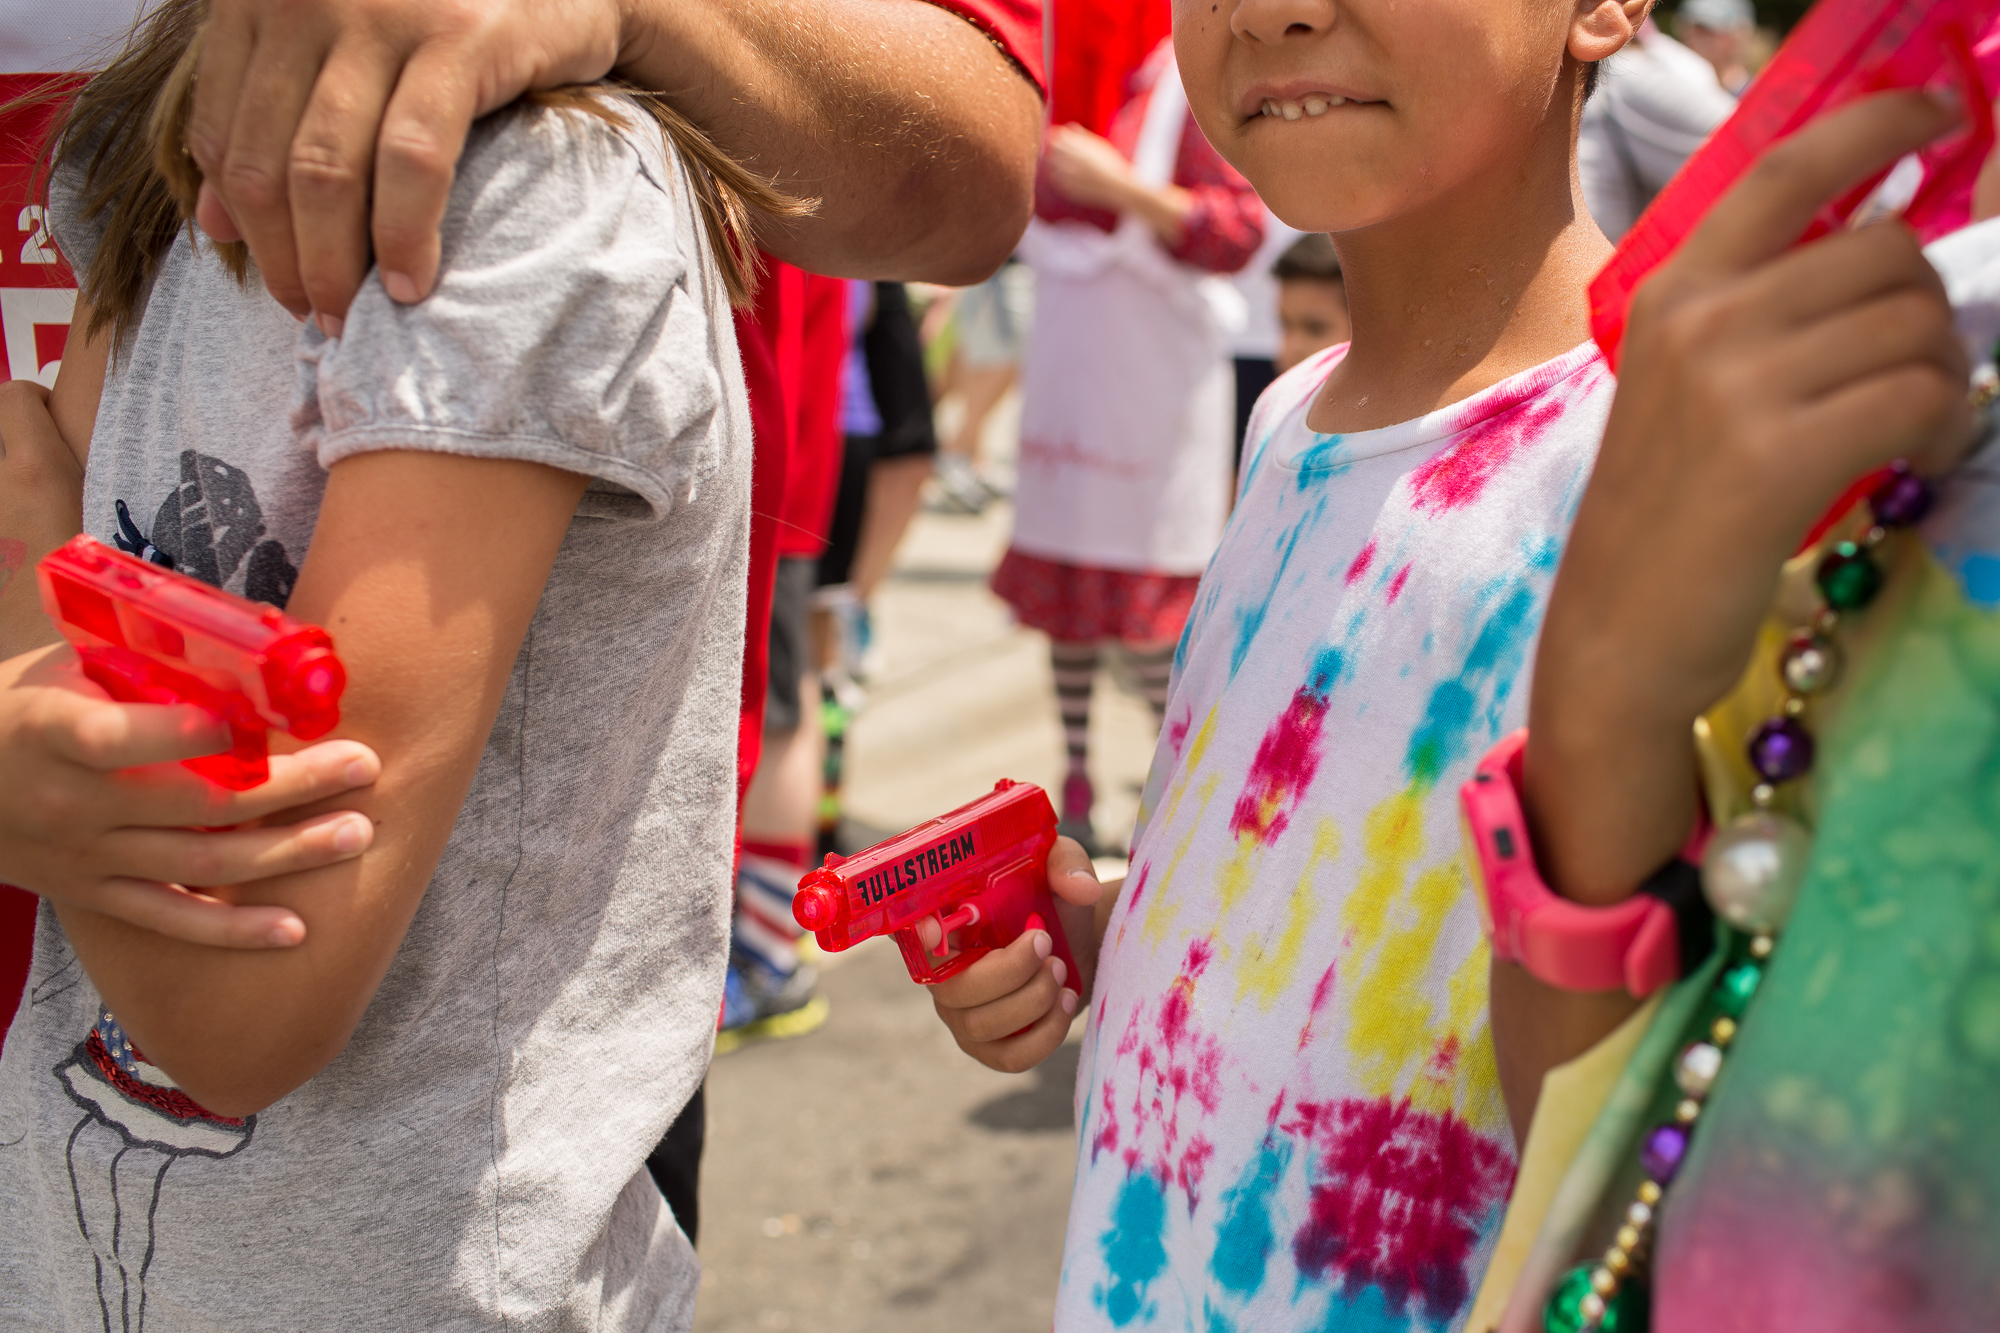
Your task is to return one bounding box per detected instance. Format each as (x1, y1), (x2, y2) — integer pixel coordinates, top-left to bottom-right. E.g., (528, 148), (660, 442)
(0, 97), (747, 1330)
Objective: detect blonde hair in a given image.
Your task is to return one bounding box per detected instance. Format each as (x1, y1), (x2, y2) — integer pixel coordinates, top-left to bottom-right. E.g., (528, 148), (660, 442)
(21, 0), (811, 347)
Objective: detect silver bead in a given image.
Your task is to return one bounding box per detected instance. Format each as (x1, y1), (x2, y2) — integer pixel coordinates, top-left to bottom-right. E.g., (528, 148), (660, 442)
(1625, 1200), (1654, 1230)
(1676, 1041), (1724, 1097)
(1780, 633), (1842, 695)
(1703, 812), (1812, 933)
(1580, 1292), (1608, 1323)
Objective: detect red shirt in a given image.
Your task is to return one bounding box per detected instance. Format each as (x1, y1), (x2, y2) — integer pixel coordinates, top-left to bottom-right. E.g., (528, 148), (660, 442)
(732, 0), (1047, 803)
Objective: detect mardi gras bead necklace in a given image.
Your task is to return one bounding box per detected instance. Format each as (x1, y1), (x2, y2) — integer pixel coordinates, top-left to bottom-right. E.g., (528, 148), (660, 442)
(1542, 463), (1938, 1333)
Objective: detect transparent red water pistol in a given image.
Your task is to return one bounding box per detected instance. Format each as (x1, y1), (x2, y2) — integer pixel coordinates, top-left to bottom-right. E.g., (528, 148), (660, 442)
(792, 779), (1080, 986)
(38, 535), (346, 790)
(1591, 0), (2000, 367)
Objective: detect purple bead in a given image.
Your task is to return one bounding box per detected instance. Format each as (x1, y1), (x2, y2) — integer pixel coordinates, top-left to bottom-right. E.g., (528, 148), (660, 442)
(1641, 1123), (1690, 1184)
(1748, 717), (1815, 784)
(1869, 467), (1935, 528)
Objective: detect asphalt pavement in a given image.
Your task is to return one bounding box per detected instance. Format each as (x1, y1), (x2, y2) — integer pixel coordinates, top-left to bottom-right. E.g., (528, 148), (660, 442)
(692, 427), (1159, 1332)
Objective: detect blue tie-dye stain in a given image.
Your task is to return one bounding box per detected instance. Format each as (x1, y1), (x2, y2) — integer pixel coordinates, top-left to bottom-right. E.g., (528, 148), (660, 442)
(1230, 495), (1327, 679)
(1097, 1171), (1170, 1326)
(1404, 581), (1539, 788)
(1211, 1138), (1293, 1296)
(1318, 1281), (1442, 1333)
(1204, 1301), (1239, 1333)
(1291, 434), (1353, 490)
(1305, 645), (1346, 699)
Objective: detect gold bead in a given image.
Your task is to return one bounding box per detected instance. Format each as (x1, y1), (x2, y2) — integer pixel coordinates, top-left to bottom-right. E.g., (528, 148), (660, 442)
(1751, 782), (1776, 809)
(1749, 934), (1775, 960)
(1783, 695), (1806, 718)
(1603, 1247), (1631, 1276)
(1676, 1098), (1702, 1124)
(1637, 1181), (1663, 1207)
(1590, 1267), (1619, 1297)
(1712, 1016), (1738, 1046)
(1616, 1224), (1642, 1253)
(1862, 525), (1888, 549)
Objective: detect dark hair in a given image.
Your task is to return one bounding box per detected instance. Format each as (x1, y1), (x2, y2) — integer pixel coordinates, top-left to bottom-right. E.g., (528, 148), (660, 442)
(16, 0), (809, 346)
(1585, 59), (1603, 99)
(1272, 232), (1342, 284)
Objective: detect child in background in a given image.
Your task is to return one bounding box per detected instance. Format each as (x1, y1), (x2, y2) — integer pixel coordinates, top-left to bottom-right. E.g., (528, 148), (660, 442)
(1271, 231), (1352, 374)
(933, 0), (1653, 1326)
(996, 36), (1263, 855)
(0, 0), (775, 1321)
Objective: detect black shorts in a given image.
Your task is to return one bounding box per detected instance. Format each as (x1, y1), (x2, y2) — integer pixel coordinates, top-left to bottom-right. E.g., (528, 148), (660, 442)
(765, 556), (815, 733)
(817, 282), (938, 588)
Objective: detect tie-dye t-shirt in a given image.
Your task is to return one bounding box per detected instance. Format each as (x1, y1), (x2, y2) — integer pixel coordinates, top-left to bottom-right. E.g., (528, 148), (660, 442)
(1057, 340), (1613, 1331)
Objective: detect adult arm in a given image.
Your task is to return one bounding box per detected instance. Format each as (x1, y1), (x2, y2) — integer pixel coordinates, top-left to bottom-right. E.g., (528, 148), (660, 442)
(51, 450), (587, 1116)
(1495, 90), (1974, 1140)
(188, 0), (1044, 322)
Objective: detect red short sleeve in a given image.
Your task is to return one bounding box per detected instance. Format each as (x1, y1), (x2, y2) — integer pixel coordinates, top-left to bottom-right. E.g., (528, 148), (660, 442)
(924, 0), (1046, 93)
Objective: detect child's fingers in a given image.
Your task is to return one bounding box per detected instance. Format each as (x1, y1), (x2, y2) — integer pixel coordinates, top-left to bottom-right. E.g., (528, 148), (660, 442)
(213, 741), (384, 823)
(1678, 90), (1963, 279)
(1047, 835), (1105, 907)
(950, 956), (1069, 1045)
(101, 810), (374, 891)
(72, 878), (308, 949)
(39, 692), (231, 773)
(1792, 360), (1976, 479)
(1734, 217), (1944, 337)
(943, 984), (1079, 1075)
(1775, 287), (1967, 414)
(931, 924), (1055, 1010)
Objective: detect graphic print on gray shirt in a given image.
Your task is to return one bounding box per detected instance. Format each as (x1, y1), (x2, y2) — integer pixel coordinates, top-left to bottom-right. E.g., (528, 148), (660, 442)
(0, 98), (749, 1331)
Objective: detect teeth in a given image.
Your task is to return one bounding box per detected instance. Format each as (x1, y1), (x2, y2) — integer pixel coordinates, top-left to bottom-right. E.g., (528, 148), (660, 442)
(1262, 95), (1350, 121)
(1280, 100), (1303, 120)
(1302, 96), (1328, 116)
(1261, 99), (1279, 118)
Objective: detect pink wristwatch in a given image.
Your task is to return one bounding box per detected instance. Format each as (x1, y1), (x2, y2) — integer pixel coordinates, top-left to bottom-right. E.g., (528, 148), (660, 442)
(1459, 730), (1711, 997)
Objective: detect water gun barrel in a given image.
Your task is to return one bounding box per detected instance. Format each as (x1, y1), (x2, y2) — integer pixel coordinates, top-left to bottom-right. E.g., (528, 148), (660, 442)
(793, 779), (1077, 986)
(36, 535), (346, 789)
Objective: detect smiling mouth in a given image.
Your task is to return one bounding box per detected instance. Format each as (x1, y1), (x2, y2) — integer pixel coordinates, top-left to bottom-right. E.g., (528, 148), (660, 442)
(1258, 96), (1351, 121)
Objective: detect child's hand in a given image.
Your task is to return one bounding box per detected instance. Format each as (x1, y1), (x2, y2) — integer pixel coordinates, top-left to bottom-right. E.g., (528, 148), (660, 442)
(1527, 88), (1977, 904)
(0, 643), (382, 948)
(1044, 125), (1141, 211)
(930, 835), (1107, 1073)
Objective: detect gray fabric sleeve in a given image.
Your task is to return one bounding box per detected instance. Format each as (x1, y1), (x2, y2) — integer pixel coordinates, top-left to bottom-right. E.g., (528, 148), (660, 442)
(297, 99), (721, 520)
(45, 142), (106, 278)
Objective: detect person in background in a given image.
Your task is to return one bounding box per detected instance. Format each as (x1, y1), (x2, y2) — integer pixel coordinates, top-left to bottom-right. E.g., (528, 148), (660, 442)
(1271, 232), (1351, 376)
(933, 261), (1031, 514)
(1226, 209), (1306, 476)
(1579, 17), (1738, 240)
(1676, 0), (1759, 96)
(996, 37), (1262, 854)
(812, 279), (941, 849)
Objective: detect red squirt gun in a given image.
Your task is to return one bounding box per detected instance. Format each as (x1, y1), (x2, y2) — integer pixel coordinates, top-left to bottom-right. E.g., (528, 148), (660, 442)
(791, 779), (1080, 986)
(1591, 0), (2000, 368)
(37, 535), (347, 790)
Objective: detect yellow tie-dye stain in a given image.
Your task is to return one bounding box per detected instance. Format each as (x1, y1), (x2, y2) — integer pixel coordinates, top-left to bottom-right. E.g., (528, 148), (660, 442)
(1235, 818), (1342, 1010)
(1139, 774), (1218, 951)
(1339, 784), (1497, 1115)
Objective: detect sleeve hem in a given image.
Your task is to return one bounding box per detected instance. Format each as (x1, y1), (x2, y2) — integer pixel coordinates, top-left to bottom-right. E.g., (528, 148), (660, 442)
(316, 425), (681, 519)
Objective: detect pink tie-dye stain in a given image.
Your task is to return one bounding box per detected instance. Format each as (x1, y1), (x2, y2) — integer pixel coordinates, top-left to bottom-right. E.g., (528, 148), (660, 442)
(1407, 393), (1568, 515)
(1282, 1095), (1515, 1322)
(1228, 686), (1330, 845)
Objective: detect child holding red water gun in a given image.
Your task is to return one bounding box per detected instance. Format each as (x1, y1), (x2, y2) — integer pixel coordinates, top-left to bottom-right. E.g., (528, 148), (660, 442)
(934, 0), (1674, 1325)
(0, 1), (788, 1323)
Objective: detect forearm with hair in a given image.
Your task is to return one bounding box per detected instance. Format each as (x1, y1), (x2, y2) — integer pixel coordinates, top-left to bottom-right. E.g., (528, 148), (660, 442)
(618, 0), (1041, 283)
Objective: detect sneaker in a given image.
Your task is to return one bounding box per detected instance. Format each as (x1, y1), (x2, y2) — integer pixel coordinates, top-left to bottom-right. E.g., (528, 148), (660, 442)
(716, 955), (830, 1053)
(930, 454), (989, 515)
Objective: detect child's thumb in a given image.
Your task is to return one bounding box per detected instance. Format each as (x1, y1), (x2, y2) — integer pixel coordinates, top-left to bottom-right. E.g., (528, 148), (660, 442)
(1048, 836), (1106, 906)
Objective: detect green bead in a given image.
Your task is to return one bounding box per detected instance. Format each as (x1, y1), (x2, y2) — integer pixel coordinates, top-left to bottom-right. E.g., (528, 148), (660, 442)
(1544, 1265), (1649, 1332)
(1816, 542), (1882, 611)
(1716, 962), (1763, 1018)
